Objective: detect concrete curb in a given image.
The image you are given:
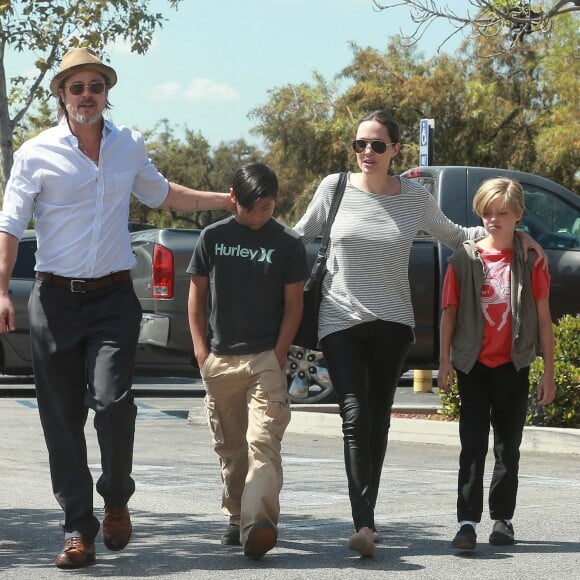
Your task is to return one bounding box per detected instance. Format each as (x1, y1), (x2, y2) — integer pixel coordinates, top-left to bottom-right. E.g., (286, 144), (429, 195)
(287, 408), (580, 456)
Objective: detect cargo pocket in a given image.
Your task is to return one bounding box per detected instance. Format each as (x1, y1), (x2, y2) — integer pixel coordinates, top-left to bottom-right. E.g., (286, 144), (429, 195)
(204, 396), (226, 454)
(261, 353), (291, 436)
(262, 391), (291, 439)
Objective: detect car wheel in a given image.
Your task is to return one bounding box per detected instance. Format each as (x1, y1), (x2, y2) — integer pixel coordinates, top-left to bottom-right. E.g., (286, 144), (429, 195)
(286, 345), (335, 404)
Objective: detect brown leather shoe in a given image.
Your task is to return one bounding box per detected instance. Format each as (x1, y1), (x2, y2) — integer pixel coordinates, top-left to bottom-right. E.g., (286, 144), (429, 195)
(54, 537), (96, 569)
(102, 505), (132, 551)
(243, 520), (277, 560)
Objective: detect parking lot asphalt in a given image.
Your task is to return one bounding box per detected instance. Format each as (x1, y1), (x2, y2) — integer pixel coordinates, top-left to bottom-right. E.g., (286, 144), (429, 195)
(1, 393), (579, 579)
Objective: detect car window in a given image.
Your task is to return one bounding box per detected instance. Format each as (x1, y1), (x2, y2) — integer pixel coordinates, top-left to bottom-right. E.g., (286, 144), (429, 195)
(12, 239), (37, 279)
(519, 186), (580, 250)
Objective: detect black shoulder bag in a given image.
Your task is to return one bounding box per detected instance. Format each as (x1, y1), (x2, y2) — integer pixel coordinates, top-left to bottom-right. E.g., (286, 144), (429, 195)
(292, 172), (348, 350)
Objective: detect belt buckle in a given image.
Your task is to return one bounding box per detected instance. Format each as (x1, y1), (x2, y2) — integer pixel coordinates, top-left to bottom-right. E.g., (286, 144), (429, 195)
(70, 279), (87, 293)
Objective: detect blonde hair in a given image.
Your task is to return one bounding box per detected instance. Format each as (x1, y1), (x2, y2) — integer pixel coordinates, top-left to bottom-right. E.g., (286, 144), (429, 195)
(473, 177), (525, 220)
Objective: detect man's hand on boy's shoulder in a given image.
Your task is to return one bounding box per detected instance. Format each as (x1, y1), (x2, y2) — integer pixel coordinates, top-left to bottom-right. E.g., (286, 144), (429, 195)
(517, 230), (548, 269)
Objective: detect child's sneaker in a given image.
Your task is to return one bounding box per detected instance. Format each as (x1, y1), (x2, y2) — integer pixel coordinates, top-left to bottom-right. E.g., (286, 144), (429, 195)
(220, 523), (240, 546)
(489, 520), (515, 545)
(452, 523), (477, 550)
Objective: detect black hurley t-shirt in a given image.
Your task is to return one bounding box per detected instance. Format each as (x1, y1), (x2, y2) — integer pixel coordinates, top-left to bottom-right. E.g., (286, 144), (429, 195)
(187, 216), (309, 355)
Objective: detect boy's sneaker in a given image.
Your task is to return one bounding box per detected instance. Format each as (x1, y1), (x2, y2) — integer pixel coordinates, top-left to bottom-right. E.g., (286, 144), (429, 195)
(452, 524), (477, 550)
(221, 523), (241, 546)
(489, 520), (515, 545)
(243, 520), (277, 560)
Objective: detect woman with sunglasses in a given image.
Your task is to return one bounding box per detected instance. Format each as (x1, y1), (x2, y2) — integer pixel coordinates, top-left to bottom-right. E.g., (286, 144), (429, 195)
(294, 110), (543, 558)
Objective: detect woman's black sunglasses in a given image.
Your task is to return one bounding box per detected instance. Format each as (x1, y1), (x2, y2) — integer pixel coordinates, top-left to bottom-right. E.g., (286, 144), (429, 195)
(352, 139), (394, 154)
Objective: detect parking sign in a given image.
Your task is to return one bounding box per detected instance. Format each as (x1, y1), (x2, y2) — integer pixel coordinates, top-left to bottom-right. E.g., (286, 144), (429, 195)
(419, 118), (434, 166)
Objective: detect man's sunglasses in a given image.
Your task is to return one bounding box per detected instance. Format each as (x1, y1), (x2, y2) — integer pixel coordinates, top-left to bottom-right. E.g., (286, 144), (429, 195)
(65, 81), (108, 96)
(352, 139), (395, 154)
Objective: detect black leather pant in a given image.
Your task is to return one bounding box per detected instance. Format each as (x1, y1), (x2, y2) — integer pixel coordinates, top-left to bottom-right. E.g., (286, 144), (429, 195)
(321, 320), (413, 531)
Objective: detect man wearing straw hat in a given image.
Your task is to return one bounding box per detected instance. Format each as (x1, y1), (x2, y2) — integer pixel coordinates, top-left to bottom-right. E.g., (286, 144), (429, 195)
(0, 47), (233, 569)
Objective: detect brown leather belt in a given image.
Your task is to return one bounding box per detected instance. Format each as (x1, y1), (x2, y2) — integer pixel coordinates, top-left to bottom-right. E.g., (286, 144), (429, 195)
(36, 270), (131, 293)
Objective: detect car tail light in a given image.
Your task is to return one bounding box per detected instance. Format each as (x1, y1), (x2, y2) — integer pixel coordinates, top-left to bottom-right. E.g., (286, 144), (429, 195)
(152, 243), (174, 299)
(405, 167), (423, 178)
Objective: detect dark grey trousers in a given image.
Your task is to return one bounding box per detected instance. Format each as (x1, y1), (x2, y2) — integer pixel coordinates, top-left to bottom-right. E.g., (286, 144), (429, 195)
(28, 278), (142, 540)
(456, 362), (530, 523)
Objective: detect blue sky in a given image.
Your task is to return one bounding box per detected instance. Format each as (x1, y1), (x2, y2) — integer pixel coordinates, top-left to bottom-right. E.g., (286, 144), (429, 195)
(8, 0), (467, 148)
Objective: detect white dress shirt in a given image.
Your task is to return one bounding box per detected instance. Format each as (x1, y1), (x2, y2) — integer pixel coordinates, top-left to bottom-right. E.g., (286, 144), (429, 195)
(0, 119), (169, 277)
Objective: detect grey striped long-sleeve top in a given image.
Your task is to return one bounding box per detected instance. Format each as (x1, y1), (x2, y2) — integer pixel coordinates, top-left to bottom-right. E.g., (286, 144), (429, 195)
(294, 172), (485, 341)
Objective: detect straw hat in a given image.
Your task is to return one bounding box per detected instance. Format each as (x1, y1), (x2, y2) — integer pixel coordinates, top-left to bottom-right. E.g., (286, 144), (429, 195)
(50, 47), (117, 96)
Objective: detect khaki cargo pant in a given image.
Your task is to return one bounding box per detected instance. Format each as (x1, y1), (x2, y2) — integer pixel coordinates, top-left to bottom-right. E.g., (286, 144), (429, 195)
(200, 350), (291, 544)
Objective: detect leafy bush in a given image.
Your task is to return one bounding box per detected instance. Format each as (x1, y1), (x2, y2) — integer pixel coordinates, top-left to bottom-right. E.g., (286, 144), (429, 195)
(438, 376), (461, 421)
(527, 314), (580, 428)
(438, 314), (580, 428)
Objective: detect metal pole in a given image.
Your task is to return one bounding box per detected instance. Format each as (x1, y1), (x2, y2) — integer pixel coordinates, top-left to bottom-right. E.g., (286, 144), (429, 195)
(413, 369), (433, 393)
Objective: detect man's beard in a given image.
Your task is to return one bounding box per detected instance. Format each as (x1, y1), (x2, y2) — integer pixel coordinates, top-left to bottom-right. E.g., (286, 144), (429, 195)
(70, 110), (102, 125)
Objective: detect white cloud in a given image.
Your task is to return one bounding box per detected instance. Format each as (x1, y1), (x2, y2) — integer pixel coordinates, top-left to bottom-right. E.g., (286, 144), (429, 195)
(149, 78), (240, 103)
(183, 78), (240, 102)
(150, 82), (182, 101)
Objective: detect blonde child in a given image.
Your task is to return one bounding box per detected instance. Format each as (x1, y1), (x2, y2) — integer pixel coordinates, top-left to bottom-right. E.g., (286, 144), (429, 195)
(438, 177), (555, 550)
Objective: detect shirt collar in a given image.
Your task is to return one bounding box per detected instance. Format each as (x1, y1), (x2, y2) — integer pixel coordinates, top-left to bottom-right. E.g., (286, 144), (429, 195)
(57, 116), (113, 141)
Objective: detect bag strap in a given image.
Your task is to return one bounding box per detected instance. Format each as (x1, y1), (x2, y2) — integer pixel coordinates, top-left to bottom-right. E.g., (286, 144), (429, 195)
(318, 171), (347, 259)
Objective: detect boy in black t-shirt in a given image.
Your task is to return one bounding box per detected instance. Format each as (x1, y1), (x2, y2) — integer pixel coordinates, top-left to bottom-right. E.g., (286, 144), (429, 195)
(187, 163), (309, 560)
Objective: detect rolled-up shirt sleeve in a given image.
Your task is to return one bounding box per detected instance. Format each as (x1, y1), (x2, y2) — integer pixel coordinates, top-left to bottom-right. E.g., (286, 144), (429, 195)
(0, 153), (38, 239)
(126, 131), (169, 208)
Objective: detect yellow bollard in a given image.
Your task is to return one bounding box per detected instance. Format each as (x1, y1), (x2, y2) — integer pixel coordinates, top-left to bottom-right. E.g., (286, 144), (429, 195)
(413, 369), (433, 393)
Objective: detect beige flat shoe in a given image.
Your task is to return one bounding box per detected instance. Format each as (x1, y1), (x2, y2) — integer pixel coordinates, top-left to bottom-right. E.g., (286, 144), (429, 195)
(347, 527), (375, 557)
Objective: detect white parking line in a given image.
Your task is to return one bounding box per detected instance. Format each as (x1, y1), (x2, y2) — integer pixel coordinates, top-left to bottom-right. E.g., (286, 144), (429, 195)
(13, 399), (183, 421)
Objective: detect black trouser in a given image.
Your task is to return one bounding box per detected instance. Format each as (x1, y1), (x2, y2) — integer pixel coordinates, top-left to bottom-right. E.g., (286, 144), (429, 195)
(321, 320), (413, 532)
(28, 279), (142, 540)
(456, 362), (530, 523)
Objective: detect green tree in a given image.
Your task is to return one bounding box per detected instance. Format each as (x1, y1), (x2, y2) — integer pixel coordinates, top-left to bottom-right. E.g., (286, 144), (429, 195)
(135, 121), (263, 229)
(532, 14), (580, 189)
(456, 30), (541, 169)
(249, 73), (352, 223)
(210, 139), (264, 194)
(251, 24), (578, 205)
(335, 41), (428, 171)
(0, 0), (183, 191)
(336, 40), (470, 170)
(455, 15), (579, 190)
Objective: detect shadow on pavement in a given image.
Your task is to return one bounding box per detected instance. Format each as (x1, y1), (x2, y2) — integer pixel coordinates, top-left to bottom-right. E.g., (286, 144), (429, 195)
(1, 509), (579, 575)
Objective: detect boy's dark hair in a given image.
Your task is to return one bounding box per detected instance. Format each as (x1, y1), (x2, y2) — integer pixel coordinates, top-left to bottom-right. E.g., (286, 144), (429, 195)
(232, 163), (278, 209)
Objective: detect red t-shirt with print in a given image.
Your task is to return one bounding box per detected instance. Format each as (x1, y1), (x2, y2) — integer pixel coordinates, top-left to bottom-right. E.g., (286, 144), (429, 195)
(442, 247), (550, 367)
